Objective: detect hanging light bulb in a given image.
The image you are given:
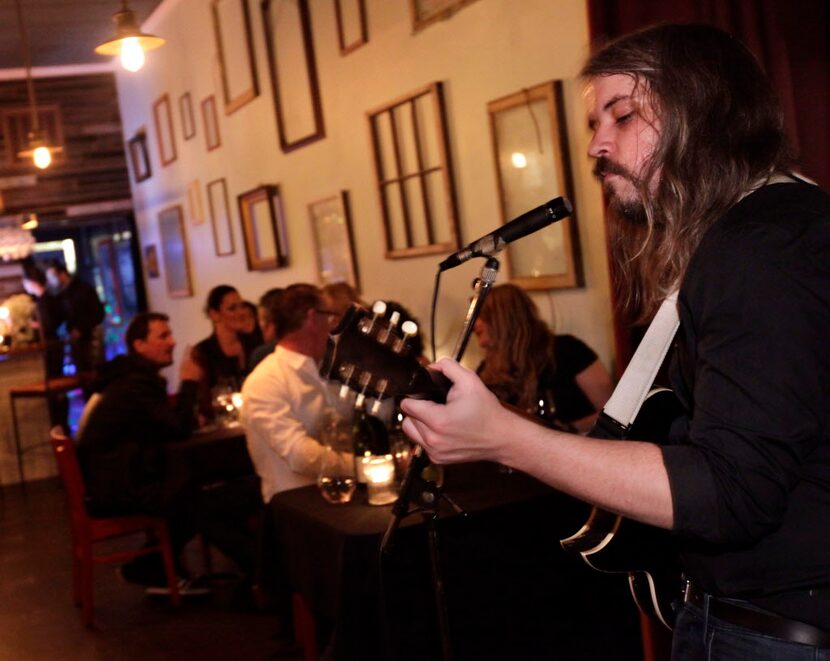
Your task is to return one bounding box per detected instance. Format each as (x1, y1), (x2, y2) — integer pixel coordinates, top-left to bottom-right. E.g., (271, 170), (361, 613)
(32, 145), (52, 169)
(95, 1), (165, 73)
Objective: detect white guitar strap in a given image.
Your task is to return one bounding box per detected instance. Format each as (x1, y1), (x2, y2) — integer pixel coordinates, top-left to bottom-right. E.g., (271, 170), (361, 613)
(601, 291), (679, 430)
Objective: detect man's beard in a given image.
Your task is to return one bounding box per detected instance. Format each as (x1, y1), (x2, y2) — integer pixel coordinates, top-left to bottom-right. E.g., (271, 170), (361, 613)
(593, 156), (648, 224)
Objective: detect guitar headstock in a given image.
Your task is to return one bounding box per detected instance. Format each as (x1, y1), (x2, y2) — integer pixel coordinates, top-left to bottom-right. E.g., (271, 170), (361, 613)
(320, 302), (449, 408)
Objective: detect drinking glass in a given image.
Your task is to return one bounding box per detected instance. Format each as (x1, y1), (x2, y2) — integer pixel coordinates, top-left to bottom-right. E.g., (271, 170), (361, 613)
(317, 408), (356, 504)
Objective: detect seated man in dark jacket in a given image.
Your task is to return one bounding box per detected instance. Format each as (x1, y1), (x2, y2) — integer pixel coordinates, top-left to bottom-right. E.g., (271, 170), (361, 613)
(77, 312), (258, 593)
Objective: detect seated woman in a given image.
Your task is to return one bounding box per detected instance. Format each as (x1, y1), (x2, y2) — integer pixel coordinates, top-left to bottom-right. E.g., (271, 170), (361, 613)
(193, 285), (258, 418)
(473, 284), (613, 433)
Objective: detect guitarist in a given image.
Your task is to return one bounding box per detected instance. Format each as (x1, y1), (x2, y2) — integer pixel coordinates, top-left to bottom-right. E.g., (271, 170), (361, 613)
(401, 24), (830, 660)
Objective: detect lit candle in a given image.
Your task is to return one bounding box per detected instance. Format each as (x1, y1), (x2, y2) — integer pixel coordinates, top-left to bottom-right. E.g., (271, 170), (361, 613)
(362, 454), (397, 505)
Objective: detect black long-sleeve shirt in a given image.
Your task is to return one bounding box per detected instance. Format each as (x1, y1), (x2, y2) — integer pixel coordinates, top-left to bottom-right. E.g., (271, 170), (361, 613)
(662, 181), (830, 627)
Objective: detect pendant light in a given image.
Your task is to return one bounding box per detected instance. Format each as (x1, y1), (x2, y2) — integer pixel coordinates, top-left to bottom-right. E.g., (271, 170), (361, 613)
(14, 0), (61, 170)
(94, 1), (165, 73)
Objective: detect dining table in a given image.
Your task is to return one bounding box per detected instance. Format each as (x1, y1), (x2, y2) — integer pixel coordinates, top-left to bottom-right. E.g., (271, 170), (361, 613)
(270, 461), (643, 661)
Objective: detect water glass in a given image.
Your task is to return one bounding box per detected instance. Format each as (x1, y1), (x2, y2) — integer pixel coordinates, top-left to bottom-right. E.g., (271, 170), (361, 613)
(317, 408), (356, 504)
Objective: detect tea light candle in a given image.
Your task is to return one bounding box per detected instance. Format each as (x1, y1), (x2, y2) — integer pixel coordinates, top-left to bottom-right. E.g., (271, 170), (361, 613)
(362, 454), (397, 505)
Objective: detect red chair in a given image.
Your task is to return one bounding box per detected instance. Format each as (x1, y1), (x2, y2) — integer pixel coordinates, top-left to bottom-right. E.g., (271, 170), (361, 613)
(49, 426), (181, 626)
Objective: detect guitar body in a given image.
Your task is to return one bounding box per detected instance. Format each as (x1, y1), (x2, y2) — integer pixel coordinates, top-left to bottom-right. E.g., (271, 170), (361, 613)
(560, 389), (685, 629)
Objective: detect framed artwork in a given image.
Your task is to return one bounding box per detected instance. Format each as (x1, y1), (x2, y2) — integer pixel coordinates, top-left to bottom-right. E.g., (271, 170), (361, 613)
(334, 0), (368, 55)
(201, 95), (222, 151)
(487, 80), (582, 289)
(187, 179), (205, 225)
(127, 129), (151, 182)
(212, 0), (259, 114)
(237, 184), (288, 271)
(207, 178), (235, 256)
(261, 0), (325, 152)
(367, 81), (460, 258)
(157, 205), (193, 298)
(308, 191), (359, 288)
(152, 93), (177, 166)
(179, 92), (196, 140)
(409, 0), (480, 31)
(144, 244), (160, 278)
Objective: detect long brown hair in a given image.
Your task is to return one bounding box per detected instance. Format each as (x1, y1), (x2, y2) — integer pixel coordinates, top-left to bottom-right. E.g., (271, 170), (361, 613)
(582, 24), (791, 320)
(477, 284), (555, 410)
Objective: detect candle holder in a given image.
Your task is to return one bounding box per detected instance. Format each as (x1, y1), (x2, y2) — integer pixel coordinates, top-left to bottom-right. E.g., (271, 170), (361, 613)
(362, 454), (397, 505)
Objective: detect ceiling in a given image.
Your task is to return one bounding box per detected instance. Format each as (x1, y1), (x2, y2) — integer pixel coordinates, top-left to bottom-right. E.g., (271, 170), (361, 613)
(0, 0), (164, 71)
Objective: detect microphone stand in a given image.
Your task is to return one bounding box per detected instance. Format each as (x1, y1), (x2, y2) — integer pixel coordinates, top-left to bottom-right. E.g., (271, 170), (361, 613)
(380, 257), (500, 661)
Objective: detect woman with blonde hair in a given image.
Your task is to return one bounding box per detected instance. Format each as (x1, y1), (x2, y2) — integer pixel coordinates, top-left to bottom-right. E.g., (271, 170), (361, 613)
(473, 284), (612, 433)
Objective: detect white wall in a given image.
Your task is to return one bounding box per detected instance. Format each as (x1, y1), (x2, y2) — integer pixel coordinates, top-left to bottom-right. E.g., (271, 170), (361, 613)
(116, 0), (615, 385)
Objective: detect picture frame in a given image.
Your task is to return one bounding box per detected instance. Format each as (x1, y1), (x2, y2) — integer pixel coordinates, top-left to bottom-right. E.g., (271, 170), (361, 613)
(334, 0), (368, 55)
(127, 129), (152, 183)
(152, 93), (177, 166)
(144, 244), (160, 278)
(409, 0), (480, 31)
(308, 191), (359, 289)
(261, 0), (325, 152)
(179, 92), (196, 140)
(487, 80), (582, 289)
(237, 184), (288, 271)
(157, 205), (193, 298)
(206, 178), (235, 256)
(187, 179), (205, 225)
(211, 0), (259, 115)
(201, 95), (222, 151)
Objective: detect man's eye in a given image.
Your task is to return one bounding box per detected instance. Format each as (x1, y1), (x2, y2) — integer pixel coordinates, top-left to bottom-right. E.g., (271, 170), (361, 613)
(616, 113), (633, 125)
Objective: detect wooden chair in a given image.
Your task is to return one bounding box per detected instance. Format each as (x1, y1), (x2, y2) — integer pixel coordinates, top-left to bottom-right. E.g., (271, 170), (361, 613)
(49, 426), (181, 626)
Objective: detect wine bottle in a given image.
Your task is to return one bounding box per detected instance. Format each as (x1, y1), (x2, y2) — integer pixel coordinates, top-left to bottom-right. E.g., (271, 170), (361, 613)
(352, 394), (390, 484)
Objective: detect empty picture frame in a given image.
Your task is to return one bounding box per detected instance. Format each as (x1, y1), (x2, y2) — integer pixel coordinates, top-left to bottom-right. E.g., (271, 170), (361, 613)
(238, 184), (288, 271)
(212, 0), (259, 114)
(187, 179), (205, 225)
(308, 191), (359, 288)
(127, 129), (151, 182)
(152, 94), (177, 166)
(261, 0), (325, 152)
(409, 0), (481, 31)
(487, 80), (582, 289)
(179, 92), (196, 140)
(334, 0), (368, 55)
(158, 205), (193, 297)
(202, 95), (222, 151)
(207, 178), (235, 256)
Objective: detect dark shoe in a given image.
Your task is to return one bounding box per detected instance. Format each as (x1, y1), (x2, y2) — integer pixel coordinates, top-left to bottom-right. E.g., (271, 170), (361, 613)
(144, 577), (212, 597)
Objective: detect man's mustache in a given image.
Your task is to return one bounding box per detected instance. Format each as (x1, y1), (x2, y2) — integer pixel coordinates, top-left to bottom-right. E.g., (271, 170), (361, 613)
(592, 156), (636, 181)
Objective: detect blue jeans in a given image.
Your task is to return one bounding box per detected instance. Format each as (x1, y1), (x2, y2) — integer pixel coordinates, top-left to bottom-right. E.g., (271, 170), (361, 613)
(672, 598), (830, 661)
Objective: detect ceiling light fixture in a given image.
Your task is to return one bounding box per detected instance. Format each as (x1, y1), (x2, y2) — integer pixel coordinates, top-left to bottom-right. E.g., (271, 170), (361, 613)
(14, 0), (62, 170)
(95, 1), (165, 73)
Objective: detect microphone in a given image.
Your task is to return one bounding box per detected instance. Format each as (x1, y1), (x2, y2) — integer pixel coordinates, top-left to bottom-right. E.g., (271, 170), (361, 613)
(438, 197), (573, 271)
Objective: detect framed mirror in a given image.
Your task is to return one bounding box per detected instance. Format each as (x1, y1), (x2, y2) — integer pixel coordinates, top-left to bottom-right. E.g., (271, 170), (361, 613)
(158, 205), (193, 297)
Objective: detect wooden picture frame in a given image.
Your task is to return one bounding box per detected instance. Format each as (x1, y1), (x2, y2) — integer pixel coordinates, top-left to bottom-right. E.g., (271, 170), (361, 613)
(201, 95), (222, 151)
(144, 244), (160, 278)
(367, 81), (460, 259)
(157, 205), (193, 297)
(179, 92), (196, 140)
(409, 0), (480, 31)
(487, 80), (582, 289)
(238, 184), (288, 271)
(308, 191), (359, 289)
(187, 179), (205, 225)
(212, 0), (259, 114)
(334, 0), (368, 55)
(127, 129), (151, 183)
(261, 0), (325, 152)
(152, 94), (177, 166)
(207, 178), (235, 256)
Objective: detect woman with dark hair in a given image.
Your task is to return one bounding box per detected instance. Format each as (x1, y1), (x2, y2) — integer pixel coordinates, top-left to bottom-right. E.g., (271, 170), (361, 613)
(193, 285), (257, 417)
(473, 284), (613, 433)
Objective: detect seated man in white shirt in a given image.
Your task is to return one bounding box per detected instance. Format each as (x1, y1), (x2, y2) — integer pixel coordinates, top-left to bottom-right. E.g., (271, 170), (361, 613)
(241, 283), (341, 502)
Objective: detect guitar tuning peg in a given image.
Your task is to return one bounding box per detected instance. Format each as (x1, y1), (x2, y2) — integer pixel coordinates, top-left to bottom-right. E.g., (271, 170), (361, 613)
(361, 300), (387, 335)
(394, 320), (418, 353)
(388, 311), (400, 327)
(370, 399), (383, 416)
(338, 364), (355, 399)
(369, 378), (389, 415)
(372, 300), (387, 316)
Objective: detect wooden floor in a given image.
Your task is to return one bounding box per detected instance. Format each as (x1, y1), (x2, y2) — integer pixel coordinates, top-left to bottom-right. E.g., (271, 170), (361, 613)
(0, 479), (298, 660)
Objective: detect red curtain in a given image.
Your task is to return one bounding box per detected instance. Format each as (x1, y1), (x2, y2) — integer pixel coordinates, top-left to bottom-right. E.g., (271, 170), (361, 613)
(587, 0), (830, 189)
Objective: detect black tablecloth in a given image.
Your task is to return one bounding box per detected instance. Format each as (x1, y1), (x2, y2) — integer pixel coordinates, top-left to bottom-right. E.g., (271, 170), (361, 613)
(271, 462), (643, 660)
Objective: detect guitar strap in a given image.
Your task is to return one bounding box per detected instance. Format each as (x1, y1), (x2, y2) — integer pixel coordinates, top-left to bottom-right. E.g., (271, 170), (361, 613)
(594, 291), (679, 437)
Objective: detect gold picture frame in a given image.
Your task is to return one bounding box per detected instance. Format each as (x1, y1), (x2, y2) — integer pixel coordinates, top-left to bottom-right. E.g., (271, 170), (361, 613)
(238, 184), (288, 271)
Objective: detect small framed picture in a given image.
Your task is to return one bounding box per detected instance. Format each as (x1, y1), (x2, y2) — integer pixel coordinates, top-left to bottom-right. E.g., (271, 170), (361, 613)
(179, 92), (196, 140)
(144, 244), (160, 278)
(127, 129), (152, 183)
(158, 205), (193, 297)
(152, 93), (177, 166)
(187, 179), (205, 225)
(334, 0), (368, 55)
(207, 178), (235, 256)
(409, 0), (480, 31)
(201, 95), (222, 151)
(238, 184), (288, 271)
(308, 191), (359, 288)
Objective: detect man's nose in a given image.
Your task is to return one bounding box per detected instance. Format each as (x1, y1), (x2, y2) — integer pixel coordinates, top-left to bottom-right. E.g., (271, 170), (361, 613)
(587, 128), (611, 159)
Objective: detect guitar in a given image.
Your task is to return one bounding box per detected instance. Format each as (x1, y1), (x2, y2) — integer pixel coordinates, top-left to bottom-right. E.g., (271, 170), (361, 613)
(321, 303), (683, 628)
(560, 389), (685, 629)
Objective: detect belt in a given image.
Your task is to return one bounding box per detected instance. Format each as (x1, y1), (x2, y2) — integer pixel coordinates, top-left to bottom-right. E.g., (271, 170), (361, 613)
(683, 581), (830, 648)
